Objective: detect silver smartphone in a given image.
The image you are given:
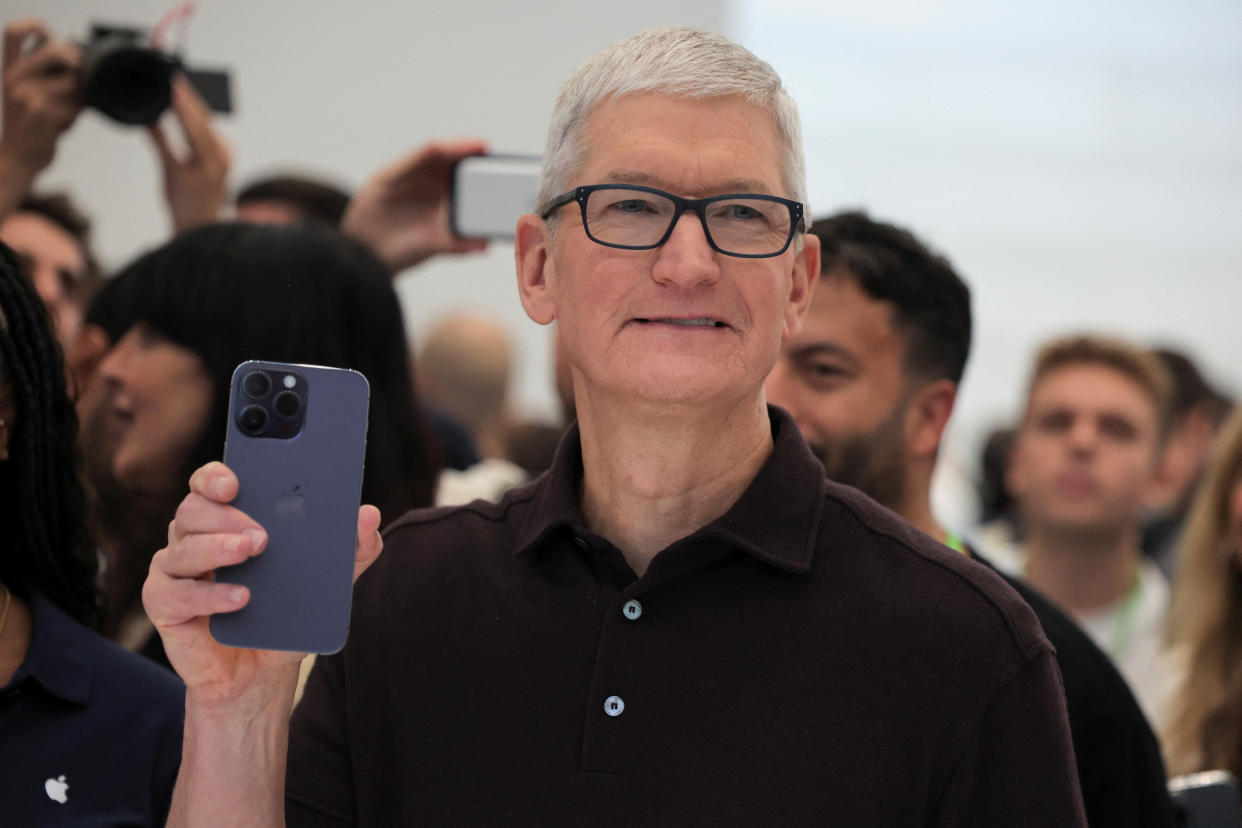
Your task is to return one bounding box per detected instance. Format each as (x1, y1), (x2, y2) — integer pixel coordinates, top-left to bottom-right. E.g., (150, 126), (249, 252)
(211, 361), (370, 654)
(1169, 770), (1242, 828)
(450, 154), (542, 240)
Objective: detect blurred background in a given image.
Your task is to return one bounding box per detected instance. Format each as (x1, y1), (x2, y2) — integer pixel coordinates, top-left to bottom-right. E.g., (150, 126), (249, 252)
(22, 0), (1242, 526)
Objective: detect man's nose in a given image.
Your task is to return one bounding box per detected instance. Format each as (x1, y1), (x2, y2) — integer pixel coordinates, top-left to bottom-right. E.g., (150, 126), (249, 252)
(1067, 418), (1098, 454)
(650, 212), (721, 289)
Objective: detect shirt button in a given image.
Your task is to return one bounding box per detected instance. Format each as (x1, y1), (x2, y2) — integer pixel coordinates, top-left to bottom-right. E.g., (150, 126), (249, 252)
(604, 695), (625, 717)
(622, 599), (643, 621)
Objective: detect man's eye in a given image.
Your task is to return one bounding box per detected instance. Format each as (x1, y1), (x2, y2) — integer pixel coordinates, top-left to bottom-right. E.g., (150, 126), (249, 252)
(610, 199), (656, 214)
(1099, 416), (1138, 441)
(799, 361), (848, 388)
(1035, 411), (1073, 433)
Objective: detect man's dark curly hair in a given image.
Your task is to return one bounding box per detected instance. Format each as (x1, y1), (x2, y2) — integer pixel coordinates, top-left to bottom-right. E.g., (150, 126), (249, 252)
(0, 241), (97, 627)
(811, 210), (972, 385)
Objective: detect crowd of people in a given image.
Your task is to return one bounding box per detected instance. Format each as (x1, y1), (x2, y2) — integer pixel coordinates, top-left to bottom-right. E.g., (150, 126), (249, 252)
(1, 14), (1239, 827)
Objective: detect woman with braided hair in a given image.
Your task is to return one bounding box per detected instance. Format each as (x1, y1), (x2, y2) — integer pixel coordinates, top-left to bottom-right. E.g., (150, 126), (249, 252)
(0, 241), (183, 825)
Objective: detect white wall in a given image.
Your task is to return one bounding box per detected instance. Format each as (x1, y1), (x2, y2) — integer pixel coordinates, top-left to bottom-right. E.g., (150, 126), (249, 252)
(729, 0), (1242, 528)
(21, 2), (1241, 524)
(23, 0), (725, 423)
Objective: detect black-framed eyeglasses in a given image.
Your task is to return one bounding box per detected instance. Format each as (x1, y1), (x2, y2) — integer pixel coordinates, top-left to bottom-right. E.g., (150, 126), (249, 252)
(540, 184), (805, 259)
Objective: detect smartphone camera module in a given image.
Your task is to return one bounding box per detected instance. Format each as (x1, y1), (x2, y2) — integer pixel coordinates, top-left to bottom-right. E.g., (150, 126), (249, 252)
(243, 370), (272, 399)
(232, 365), (310, 441)
(239, 405), (268, 436)
(274, 390), (302, 419)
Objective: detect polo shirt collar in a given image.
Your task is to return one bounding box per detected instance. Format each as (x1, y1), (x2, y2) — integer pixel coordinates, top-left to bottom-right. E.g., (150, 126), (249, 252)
(8, 591), (93, 705)
(514, 406), (826, 574)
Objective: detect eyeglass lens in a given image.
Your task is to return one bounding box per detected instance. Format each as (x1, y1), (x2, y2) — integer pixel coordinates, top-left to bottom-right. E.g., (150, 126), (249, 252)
(583, 188), (792, 256)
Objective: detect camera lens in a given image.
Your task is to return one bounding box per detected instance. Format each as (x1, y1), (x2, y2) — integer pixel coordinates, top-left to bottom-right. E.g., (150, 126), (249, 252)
(243, 370), (272, 398)
(274, 390), (302, 419)
(238, 405), (268, 435)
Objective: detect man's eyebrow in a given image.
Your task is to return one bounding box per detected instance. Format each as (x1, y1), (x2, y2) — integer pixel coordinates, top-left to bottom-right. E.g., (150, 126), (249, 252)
(603, 169), (774, 195)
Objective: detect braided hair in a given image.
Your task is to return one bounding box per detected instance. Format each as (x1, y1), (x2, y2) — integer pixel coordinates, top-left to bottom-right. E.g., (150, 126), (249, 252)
(0, 242), (97, 627)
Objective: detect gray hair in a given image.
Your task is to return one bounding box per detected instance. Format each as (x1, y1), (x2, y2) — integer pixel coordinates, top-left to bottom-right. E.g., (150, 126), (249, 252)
(537, 27), (808, 219)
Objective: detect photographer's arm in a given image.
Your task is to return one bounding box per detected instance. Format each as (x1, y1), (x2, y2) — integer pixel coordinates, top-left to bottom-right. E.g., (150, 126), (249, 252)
(143, 462), (382, 828)
(0, 19), (82, 221)
(148, 74), (231, 234)
(341, 139), (489, 275)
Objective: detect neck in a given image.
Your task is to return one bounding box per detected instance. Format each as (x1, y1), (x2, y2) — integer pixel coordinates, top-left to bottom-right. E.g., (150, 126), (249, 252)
(0, 584), (32, 688)
(898, 465), (946, 547)
(576, 391), (773, 577)
(1023, 522), (1140, 615)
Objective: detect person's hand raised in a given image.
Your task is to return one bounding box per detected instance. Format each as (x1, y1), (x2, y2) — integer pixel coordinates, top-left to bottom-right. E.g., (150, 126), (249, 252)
(143, 461), (382, 712)
(0, 19), (82, 215)
(341, 139), (489, 274)
(148, 74), (231, 234)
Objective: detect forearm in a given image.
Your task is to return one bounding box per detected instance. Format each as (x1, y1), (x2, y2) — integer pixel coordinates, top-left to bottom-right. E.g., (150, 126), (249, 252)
(167, 675), (299, 828)
(0, 151), (38, 223)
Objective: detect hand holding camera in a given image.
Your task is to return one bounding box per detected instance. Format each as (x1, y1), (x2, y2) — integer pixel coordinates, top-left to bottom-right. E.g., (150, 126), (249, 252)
(149, 73), (231, 233)
(0, 19), (83, 215)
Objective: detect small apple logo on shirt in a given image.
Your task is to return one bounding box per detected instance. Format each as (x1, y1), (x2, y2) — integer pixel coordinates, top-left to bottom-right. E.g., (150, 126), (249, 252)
(44, 775), (69, 804)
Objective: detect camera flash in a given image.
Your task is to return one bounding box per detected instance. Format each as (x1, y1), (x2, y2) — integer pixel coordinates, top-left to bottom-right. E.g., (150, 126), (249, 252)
(283, 375), (297, 389)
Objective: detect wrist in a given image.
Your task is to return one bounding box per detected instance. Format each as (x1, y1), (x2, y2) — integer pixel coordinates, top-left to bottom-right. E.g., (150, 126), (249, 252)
(0, 151), (40, 221)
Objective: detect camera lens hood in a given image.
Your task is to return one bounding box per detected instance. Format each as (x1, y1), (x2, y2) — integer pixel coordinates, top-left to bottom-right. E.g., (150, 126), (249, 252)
(81, 34), (176, 125)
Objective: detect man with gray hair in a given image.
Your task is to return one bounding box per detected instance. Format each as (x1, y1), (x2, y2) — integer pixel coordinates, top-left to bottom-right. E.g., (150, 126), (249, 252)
(143, 28), (1085, 825)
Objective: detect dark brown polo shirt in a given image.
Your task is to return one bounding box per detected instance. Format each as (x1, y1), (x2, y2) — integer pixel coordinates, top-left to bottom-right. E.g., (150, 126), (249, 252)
(287, 408), (1085, 826)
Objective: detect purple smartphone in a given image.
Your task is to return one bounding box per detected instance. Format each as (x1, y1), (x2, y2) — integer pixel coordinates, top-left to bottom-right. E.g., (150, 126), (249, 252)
(210, 361), (370, 654)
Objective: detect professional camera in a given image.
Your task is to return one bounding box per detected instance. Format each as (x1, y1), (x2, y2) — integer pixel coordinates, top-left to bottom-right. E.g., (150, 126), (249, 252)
(81, 23), (231, 126)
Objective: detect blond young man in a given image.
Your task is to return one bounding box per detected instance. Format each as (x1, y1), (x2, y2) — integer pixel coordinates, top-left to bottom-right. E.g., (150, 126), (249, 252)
(1009, 335), (1174, 723)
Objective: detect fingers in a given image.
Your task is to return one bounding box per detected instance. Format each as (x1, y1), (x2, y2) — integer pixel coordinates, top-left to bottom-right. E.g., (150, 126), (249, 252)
(2, 19), (51, 73)
(169, 73), (227, 165)
(7, 38), (80, 83)
(386, 138), (488, 183)
(157, 528), (267, 578)
(147, 119), (175, 170)
(189, 460), (240, 503)
(352, 505), (383, 582)
(143, 562), (249, 631)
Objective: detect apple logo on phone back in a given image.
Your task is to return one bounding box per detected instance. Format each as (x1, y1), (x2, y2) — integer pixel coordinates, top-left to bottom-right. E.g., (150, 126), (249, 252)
(275, 485), (308, 521)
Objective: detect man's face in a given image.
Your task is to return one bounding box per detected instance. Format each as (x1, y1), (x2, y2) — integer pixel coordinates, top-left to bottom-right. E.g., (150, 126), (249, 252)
(523, 92), (815, 411)
(1010, 363), (1162, 535)
(765, 272), (910, 507)
(0, 211), (88, 350)
(235, 200), (305, 225)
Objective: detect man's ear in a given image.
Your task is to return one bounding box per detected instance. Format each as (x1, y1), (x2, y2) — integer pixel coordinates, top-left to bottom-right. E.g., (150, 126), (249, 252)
(783, 233), (820, 339)
(515, 214), (557, 326)
(904, 379), (957, 460)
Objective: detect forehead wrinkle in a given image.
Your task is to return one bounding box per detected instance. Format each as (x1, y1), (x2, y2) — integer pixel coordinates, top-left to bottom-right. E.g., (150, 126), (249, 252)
(602, 168), (773, 197)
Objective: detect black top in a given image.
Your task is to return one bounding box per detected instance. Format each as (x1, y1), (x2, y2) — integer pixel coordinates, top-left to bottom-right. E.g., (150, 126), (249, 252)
(0, 591), (184, 826)
(973, 554), (1178, 828)
(288, 408), (1085, 825)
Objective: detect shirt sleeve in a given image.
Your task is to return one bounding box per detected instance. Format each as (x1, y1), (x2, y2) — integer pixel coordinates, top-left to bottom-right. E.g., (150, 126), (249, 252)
(931, 647), (1088, 827)
(286, 651), (357, 826)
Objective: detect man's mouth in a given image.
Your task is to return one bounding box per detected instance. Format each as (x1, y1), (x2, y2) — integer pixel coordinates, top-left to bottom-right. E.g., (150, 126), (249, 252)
(634, 317), (727, 328)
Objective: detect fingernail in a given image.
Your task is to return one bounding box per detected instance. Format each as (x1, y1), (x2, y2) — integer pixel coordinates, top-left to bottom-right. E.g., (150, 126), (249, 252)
(213, 477), (230, 498)
(243, 528), (265, 552)
(229, 586), (247, 603)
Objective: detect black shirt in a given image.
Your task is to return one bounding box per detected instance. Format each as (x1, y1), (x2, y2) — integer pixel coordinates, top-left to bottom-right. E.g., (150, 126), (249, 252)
(0, 591), (184, 826)
(289, 408), (1086, 825)
(974, 554), (1178, 828)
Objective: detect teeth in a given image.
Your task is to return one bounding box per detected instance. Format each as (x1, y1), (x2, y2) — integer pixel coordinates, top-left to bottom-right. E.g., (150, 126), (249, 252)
(653, 318), (719, 327)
